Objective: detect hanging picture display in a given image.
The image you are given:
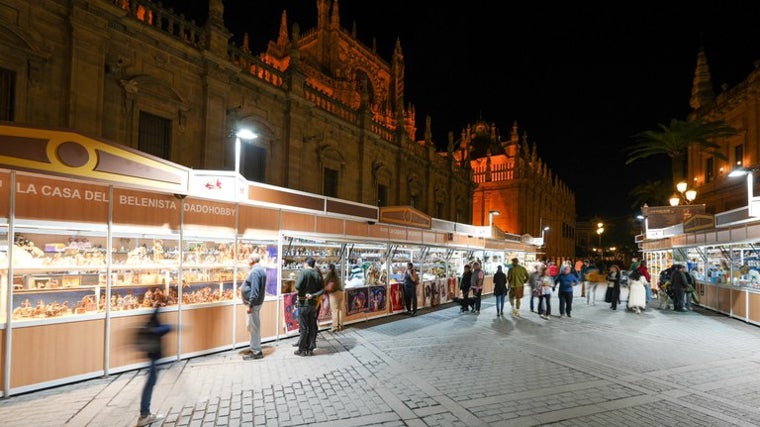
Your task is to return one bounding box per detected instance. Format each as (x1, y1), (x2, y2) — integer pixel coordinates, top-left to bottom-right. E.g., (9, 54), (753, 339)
(346, 287), (369, 315)
(368, 285), (387, 312)
(282, 292), (300, 333)
(389, 283), (404, 312)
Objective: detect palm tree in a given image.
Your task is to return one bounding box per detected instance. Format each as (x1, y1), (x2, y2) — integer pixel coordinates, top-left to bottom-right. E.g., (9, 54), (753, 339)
(628, 180), (672, 208)
(625, 118), (737, 184)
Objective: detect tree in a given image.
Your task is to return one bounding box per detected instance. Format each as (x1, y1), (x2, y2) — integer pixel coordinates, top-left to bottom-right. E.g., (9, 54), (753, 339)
(625, 118), (737, 184)
(628, 180), (672, 208)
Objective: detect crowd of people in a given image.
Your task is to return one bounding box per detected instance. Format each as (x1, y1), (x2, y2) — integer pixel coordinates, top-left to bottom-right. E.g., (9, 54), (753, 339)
(457, 256), (698, 319)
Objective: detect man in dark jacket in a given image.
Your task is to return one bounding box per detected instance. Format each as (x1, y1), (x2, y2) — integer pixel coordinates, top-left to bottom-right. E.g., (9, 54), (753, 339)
(493, 265), (507, 316)
(459, 264), (472, 313)
(243, 252), (267, 360)
(670, 264), (689, 312)
(294, 256), (323, 356)
(137, 306), (171, 426)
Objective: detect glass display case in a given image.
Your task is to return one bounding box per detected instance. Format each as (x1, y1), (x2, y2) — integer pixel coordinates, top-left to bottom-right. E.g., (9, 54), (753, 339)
(10, 225), (108, 321)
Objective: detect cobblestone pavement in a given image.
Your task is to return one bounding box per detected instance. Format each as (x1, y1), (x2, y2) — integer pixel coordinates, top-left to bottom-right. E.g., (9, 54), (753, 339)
(3, 291), (760, 426)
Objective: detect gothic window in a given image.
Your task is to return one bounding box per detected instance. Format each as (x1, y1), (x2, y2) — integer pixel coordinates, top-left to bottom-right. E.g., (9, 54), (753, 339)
(0, 67), (15, 121)
(706, 157), (714, 183)
(734, 144), (744, 167)
(242, 144), (266, 183)
(324, 167), (339, 198)
(354, 70), (374, 104)
(377, 184), (388, 207)
(138, 111), (171, 159)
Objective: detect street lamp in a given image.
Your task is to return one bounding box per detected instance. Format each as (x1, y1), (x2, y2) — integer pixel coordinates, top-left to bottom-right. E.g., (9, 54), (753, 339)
(234, 128), (258, 199)
(596, 222), (604, 260)
(729, 166), (760, 216)
(488, 210), (500, 228)
(669, 180), (697, 206)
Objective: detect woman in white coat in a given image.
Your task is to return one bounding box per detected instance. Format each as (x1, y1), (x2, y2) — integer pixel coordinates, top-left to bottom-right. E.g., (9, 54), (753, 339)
(627, 269), (647, 314)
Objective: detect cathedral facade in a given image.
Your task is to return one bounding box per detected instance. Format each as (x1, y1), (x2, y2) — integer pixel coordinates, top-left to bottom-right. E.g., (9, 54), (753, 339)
(686, 47), (760, 214)
(452, 121), (577, 261)
(0, 0), (471, 222)
(0, 0), (579, 257)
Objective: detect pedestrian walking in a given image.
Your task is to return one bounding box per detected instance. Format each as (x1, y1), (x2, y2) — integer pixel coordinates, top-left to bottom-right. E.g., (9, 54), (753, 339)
(325, 263), (345, 331)
(606, 264), (622, 310)
(627, 269), (647, 313)
(527, 263), (541, 313)
(135, 306), (172, 426)
(470, 261), (485, 313)
(493, 265), (507, 316)
(537, 265), (553, 319)
(507, 257), (529, 317)
(554, 265), (579, 318)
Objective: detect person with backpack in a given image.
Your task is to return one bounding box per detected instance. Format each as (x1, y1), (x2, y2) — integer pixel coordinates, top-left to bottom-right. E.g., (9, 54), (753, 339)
(241, 252), (267, 360)
(136, 306), (172, 426)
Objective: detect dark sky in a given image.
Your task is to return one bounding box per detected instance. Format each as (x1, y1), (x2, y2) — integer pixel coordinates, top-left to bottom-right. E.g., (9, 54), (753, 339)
(167, 1), (760, 220)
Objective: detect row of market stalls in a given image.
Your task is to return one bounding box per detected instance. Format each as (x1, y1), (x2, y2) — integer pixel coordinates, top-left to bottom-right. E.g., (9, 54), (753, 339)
(0, 123), (540, 396)
(637, 204), (760, 326)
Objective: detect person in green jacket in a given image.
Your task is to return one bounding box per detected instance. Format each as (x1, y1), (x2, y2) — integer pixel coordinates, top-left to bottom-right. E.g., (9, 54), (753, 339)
(507, 258), (529, 317)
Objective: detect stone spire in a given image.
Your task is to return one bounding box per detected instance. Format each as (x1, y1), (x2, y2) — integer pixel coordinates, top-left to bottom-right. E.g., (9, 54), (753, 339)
(331, 0), (340, 30)
(277, 10), (290, 49)
(690, 43), (715, 110)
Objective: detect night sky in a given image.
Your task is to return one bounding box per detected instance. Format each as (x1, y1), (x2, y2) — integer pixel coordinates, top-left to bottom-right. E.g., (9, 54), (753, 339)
(166, 1), (760, 221)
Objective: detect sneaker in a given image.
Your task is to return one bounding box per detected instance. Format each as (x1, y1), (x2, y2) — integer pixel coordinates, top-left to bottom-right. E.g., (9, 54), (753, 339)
(243, 351), (263, 360)
(137, 413), (163, 426)
(560, 314), (566, 318)
(567, 313), (571, 318)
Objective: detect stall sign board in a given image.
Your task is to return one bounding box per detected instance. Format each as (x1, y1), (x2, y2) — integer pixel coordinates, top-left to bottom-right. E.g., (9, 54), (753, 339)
(14, 175), (108, 223)
(182, 197), (236, 231)
(112, 188), (180, 229)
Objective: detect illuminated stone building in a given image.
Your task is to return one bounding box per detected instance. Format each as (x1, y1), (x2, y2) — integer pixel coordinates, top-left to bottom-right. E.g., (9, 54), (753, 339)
(686, 47), (760, 215)
(451, 121), (577, 260)
(0, 0), (472, 222)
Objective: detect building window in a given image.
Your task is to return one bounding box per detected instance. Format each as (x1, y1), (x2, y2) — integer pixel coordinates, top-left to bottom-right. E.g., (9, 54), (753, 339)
(241, 144), (266, 182)
(138, 111), (171, 159)
(706, 157), (714, 183)
(734, 145), (744, 167)
(324, 167), (338, 198)
(0, 67), (15, 121)
(409, 195), (416, 208)
(377, 184), (388, 207)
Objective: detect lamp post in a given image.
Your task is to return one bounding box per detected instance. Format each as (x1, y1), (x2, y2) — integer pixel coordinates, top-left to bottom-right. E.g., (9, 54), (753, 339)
(669, 180), (697, 206)
(234, 128), (258, 200)
(596, 222), (604, 260)
(729, 166), (760, 216)
(488, 209), (500, 228)
(540, 226), (550, 252)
